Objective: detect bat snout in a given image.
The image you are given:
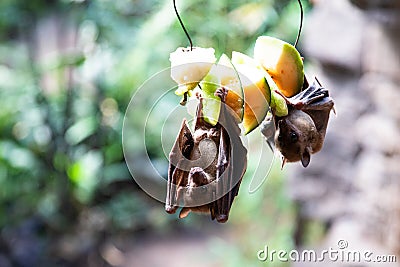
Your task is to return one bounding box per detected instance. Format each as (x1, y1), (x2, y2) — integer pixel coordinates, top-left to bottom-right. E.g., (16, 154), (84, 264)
(216, 214), (228, 223)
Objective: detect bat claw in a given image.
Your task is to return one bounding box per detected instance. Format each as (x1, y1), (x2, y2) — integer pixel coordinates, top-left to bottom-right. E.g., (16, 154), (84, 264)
(288, 78), (331, 109)
(214, 87), (228, 103)
(274, 89), (290, 104)
(180, 92), (188, 106)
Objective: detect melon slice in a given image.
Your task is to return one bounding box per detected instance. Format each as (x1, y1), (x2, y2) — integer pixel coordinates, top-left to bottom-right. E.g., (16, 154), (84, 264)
(254, 36), (304, 97)
(218, 54), (244, 122)
(231, 51), (270, 134)
(200, 54), (244, 126)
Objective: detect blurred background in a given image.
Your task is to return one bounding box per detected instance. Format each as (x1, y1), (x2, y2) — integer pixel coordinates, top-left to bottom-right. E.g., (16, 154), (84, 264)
(0, 0), (399, 266)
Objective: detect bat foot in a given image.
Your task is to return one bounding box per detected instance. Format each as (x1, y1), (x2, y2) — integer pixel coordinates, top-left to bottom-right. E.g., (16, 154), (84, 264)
(289, 78), (330, 109)
(214, 87), (228, 102)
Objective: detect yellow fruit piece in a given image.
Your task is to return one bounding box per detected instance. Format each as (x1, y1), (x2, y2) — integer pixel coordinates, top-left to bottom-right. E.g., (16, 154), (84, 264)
(200, 54), (244, 126)
(254, 36), (304, 97)
(232, 52), (270, 134)
(218, 54), (244, 122)
(225, 89), (243, 123)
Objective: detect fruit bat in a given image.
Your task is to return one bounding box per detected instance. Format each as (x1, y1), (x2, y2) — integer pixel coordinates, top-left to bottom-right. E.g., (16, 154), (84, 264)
(261, 77), (335, 168)
(165, 89), (247, 223)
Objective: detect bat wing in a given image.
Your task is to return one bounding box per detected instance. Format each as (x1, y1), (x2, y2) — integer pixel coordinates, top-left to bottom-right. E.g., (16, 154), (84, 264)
(165, 119), (194, 214)
(211, 103), (247, 223)
(260, 111), (276, 152)
(289, 77), (334, 135)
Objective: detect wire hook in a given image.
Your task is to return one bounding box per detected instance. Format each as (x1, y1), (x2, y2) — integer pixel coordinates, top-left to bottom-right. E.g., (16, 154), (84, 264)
(172, 0), (303, 50)
(294, 0), (304, 48)
(173, 0), (194, 50)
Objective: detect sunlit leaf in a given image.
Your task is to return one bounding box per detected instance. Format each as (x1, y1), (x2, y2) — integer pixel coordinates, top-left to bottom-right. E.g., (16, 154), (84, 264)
(65, 116), (98, 145)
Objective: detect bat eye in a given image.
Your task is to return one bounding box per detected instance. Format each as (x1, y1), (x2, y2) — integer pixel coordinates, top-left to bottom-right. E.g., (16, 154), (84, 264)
(290, 132), (298, 143)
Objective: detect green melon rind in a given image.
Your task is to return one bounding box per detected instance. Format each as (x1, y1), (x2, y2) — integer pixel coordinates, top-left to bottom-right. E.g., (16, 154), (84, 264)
(254, 36), (304, 97)
(264, 74), (288, 117)
(201, 73), (221, 126)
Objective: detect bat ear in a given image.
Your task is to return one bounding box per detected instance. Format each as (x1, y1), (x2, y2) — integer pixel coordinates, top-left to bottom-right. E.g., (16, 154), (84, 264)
(179, 207), (191, 218)
(301, 149), (311, 168)
(281, 156), (287, 169)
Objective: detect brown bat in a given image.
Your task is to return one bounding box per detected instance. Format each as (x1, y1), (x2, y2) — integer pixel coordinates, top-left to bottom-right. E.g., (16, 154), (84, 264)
(165, 89), (247, 223)
(261, 77), (335, 168)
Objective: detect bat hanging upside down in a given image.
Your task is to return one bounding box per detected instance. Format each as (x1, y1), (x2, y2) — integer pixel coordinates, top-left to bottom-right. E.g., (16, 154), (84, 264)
(261, 76), (335, 168)
(165, 88), (247, 223)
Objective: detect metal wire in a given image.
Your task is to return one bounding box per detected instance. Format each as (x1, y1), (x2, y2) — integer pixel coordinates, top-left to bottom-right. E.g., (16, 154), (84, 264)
(173, 0), (193, 50)
(294, 0), (304, 48)
(172, 0), (303, 50)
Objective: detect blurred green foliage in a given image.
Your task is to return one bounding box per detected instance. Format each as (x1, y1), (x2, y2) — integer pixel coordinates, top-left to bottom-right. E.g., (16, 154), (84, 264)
(0, 0), (310, 266)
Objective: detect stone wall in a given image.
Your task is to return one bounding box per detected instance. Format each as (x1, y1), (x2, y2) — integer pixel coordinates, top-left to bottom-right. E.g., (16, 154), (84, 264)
(288, 0), (400, 262)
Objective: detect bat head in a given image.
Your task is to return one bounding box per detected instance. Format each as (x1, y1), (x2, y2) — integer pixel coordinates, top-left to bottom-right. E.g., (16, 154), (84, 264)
(179, 167), (212, 219)
(275, 109), (317, 168)
(183, 167), (213, 206)
(188, 167), (210, 186)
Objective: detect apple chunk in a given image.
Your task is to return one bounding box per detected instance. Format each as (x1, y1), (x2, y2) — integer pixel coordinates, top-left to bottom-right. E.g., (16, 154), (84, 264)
(254, 36), (304, 97)
(170, 47), (216, 96)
